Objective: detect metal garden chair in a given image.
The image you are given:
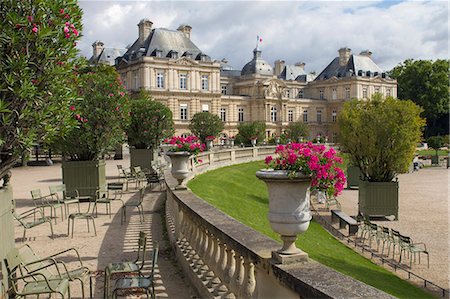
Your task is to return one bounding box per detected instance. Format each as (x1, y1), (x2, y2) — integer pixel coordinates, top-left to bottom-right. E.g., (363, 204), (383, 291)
(113, 242), (159, 299)
(67, 196), (97, 238)
(104, 231), (148, 298)
(13, 207), (54, 241)
(398, 234), (429, 268)
(117, 165), (137, 190)
(16, 243), (91, 298)
(121, 185), (146, 225)
(30, 188), (63, 224)
(4, 248), (71, 298)
(49, 184), (81, 219)
(95, 182), (124, 217)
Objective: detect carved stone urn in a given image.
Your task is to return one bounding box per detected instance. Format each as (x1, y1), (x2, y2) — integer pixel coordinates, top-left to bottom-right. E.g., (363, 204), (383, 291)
(256, 169), (311, 263)
(166, 151), (191, 189)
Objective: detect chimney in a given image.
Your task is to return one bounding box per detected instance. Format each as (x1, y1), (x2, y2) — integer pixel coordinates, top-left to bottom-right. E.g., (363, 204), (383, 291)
(274, 59), (285, 76)
(138, 19), (153, 43)
(92, 40), (104, 59)
(359, 50), (372, 58)
(295, 62), (306, 70)
(338, 47), (352, 66)
(177, 24), (192, 39)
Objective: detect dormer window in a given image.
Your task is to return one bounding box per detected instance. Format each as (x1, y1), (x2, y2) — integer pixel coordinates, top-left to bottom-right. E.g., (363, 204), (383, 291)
(183, 51), (192, 59)
(154, 49), (162, 58)
(168, 50), (178, 59)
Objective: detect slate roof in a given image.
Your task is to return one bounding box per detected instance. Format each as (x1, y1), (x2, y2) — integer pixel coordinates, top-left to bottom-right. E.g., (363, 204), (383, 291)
(315, 54), (385, 81)
(119, 28), (209, 62)
(241, 47), (273, 76)
(89, 48), (126, 65)
(279, 65), (307, 80)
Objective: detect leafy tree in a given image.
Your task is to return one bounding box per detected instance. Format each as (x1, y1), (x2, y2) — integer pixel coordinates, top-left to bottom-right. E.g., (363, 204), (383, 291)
(0, 0), (82, 182)
(127, 91), (174, 149)
(389, 59), (449, 137)
(284, 122), (309, 142)
(236, 121), (266, 145)
(188, 112), (224, 143)
(53, 61), (130, 161)
(426, 136), (443, 157)
(338, 94), (425, 182)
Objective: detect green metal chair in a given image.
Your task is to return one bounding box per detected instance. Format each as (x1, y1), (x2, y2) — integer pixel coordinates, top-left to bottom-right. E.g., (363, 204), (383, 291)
(31, 188), (63, 224)
(121, 186), (146, 225)
(391, 229), (402, 258)
(13, 207), (54, 241)
(67, 196), (97, 238)
(113, 242), (159, 299)
(95, 183), (124, 218)
(49, 184), (81, 219)
(16, 244), (91, 298)
(104, 231), (148, 298)
(4, 248), (71, 298)
(117, 165), (137, 190)
(379, 226), (394, 256)
(133, 166), (149, 188)
(398, 234), (429, 268)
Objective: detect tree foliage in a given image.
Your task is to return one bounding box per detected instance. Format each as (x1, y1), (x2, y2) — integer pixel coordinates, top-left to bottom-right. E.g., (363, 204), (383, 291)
(53, 61), (130, 161)
(389, 59), (449, 136)
(284, 122), (309, 142)
(188, 112), (224, 143)
(0, 0), (82, 180)
(426, 136), (443, 157)
(338, 94), (425, 182)
(127, 91), (174, 149)
(236, 121), (266, 145)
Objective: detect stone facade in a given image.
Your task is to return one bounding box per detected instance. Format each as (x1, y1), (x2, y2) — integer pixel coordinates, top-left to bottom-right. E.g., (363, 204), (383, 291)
(111, 19), (397, 142)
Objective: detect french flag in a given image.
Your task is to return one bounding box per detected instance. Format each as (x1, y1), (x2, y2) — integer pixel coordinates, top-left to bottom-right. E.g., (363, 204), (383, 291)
(257, 35), (263, 43)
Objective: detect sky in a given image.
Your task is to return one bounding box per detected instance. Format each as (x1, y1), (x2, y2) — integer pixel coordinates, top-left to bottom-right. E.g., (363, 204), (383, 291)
(77, 0), (448, 73)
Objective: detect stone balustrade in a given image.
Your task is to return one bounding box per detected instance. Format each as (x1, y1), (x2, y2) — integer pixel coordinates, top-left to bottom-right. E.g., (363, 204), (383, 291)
(164, 146), (394, 298)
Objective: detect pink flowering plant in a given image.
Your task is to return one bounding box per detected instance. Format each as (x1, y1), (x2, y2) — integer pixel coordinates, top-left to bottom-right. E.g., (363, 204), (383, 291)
(264, 142), (346, 197)
(164, 136), (206, 155)
(205, 136), (215, 141)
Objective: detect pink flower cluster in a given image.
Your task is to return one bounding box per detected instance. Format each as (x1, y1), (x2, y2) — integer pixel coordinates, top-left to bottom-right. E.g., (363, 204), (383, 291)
(205, 136), (215, 141)
(164, 136), (206, 155)
(265, 142), (346, 197)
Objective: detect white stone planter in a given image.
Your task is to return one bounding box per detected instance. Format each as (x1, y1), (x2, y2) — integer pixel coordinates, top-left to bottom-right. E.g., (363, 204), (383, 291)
(256, 169), (312, 262)
(229, 139), (235, 148)
(251, 139), (257, 147)
(166, 151), (191, 189)
(206, 140), (213, 150)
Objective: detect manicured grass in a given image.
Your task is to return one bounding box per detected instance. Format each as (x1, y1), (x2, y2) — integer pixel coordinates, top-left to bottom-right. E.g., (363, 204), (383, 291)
(187, 160), (435, 299)
(416, 149), (449, 156)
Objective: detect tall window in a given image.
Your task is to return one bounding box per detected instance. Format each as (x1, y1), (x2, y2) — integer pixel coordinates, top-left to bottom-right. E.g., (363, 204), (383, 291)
(238, 108), (244, 122)
(288, 109), (294, 122)
(298, 90), (304, 98)
(375, 87), (380, 94)
(134, 71), (139, 90)
(332, 109), (337, 122)
(345, 87), (350, 99)
(221, 85), (227, 95)
(202, 104), (209, 112)
(386, 88), (391, 97)
(201, 75), (209, 90)
(220, 108), (226, 122)
(332, 88), (337, 100)
(303, 110), (308, 123)
(179, 73), (187, 89)
(317, 110), (322, 124)
(180, 104), (188, 120)
(157, 72), (164, 88)
(319, 89), (324, 100)
(363, 87), (368, 98)
(270, 106), (277, 122)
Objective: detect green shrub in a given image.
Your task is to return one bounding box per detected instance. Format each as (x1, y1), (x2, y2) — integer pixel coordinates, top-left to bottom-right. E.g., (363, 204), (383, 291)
(188, 112), (224, 143)
(236, 121), (266, 145)
(127, 91), (173, 149)
(338, 94), (425, 182)
(285, 122), (309, 142)
(427, 136), (444, 157)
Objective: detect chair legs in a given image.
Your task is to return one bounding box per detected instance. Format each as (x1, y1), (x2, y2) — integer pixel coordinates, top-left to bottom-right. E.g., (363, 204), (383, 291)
(68, 216), (97, 238)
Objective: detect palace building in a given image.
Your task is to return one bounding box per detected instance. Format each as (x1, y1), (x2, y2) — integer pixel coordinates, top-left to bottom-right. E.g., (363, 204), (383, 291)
(92, 19), (397, 142)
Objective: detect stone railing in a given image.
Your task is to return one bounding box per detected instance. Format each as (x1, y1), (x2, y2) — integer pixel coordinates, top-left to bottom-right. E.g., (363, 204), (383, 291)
(164, 146), (394, 299)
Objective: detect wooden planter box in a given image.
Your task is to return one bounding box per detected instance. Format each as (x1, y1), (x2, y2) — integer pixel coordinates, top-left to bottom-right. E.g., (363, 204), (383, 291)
(0, 186), (14, 289)
(130, 148), (155, 170)
(431, 155), (439, 165)
(358, 180), (399, 220)
(62, 160), (106, 198)
(346, 166), (362, 189)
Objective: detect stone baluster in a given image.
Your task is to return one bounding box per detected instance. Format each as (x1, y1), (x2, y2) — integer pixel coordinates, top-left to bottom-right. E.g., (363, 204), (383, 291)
(177, 209), (186, 247)
(207, 237), (221, 289)
(192, 225), (204, 270)
(224, 248), (235, 286)
(204, 233), (216, 281)
(229, 254), (244, 296)
(198, 228), (210, 277)
(215, 241), (229, 296)
(182, 215), (194, 256)
(241, 259), (256, 298)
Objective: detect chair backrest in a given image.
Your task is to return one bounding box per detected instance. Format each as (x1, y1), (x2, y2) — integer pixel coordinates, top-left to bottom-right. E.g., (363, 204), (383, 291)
(17, 244), (54, 277)
(12, 211), (28, 228)
(136, 231), (148, 269)
(30, 189), (42, 200)
(107, 183), (124, 200)
(49, 184), (66, 200)
(4, 248), (21, 279)
(399, 234), (411, 245)
(382, 226), (390, 235)
(149, 242), (159, 279)
(391, 229), (400, 241)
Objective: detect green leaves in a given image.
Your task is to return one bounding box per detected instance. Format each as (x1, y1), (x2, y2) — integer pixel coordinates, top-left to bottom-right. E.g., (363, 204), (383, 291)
(188, 112), (224, 143)
(236, 121), (266, 145)
(338, 95), (425, 182)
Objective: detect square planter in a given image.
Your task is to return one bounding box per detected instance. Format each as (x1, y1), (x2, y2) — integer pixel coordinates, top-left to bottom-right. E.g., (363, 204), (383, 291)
(62, 160), (106, 198)
(346, 166), (362, 189)
(358, 180), (398, 220)
(0, 186), (14, 289)
(431, 155), (439, 165)
(130, 148), (155, 170)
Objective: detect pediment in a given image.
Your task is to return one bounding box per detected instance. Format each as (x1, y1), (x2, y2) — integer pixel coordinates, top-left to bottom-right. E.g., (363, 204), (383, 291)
(175, 57), (196, 66)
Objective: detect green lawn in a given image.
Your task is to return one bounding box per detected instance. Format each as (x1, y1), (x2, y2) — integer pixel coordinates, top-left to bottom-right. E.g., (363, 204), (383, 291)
(187, 161), (434, 299)
(416, 149), (449, 156)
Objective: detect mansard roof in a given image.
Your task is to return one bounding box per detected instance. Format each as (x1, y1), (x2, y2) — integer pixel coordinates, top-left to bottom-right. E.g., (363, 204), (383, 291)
(315, 54), (385, 81)
(120, 28), (209, 62)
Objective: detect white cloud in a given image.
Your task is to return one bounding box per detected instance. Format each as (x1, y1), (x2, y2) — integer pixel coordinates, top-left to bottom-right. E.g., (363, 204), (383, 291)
(78, 0), (448, 73)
